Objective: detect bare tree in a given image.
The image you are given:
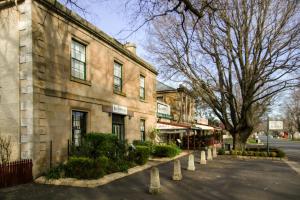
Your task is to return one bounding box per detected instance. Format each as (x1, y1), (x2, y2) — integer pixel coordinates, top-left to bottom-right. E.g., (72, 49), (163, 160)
(0, 135), (12, 164)
(147, 0), (300, 150)
(284, 88), (300, 139)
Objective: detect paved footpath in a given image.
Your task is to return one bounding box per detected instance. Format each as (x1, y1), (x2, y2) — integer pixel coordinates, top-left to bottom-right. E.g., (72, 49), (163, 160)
(1, 153), (300, 200)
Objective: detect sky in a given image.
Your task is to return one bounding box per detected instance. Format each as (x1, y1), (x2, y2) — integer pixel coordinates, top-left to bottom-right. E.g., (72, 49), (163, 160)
(60, 0), (149, 58)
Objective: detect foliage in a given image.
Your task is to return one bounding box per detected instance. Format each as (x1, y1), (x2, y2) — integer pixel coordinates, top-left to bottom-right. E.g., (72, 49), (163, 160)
(65, 156), (107, 179)
(217, 148), (225, 155)
(70, 133), (119, 159)
(230, 150), (237, 155)
(147, 128), (160, 144)
(45, 164), (65, 180)
(276, 149), (285, 158)
(0, 136), (12, 164)
(132, 140), (154, 153)
(153, 144), (181, 158)
(134, 145), (150, 165)
(270, 152), (277, 157)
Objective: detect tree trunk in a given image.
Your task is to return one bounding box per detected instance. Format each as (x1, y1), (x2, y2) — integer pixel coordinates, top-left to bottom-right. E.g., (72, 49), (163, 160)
(232, 133), (247, 151)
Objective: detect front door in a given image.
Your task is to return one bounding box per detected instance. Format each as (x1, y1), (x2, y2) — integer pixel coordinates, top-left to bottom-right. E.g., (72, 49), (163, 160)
(112, 114), (125, 141)
(72, 111), (87, 146)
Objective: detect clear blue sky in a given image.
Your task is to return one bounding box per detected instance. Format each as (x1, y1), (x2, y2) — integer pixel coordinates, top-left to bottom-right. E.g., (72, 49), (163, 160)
(60, 0), (148, 58)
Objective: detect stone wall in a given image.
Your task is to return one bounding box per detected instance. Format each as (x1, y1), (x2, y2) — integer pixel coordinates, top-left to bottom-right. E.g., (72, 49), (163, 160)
(0, 2), (21, 162)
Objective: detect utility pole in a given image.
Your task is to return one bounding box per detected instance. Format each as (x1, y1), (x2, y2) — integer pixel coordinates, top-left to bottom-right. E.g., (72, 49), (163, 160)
(267, 117), (270, 156)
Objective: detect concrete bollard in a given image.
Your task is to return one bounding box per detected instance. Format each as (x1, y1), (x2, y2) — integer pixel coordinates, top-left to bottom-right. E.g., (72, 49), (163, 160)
(200, 150), (207, 164)
(172, 159), (182, 181)
(207, 148), (213, 160)
(187, 154), (195, 171)
(213, 146), (217, 158)
(149, 167), (161, 194)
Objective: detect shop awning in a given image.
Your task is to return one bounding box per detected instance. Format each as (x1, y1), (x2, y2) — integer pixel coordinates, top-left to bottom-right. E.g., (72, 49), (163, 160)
(194, 124), (215, 130)
(157, 123), (188, 130)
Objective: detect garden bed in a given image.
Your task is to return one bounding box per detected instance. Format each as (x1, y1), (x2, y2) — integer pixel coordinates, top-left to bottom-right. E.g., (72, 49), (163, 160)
(35, 151), (189, 188)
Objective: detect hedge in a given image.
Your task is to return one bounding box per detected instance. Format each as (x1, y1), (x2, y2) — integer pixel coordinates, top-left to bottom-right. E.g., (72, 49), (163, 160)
(153, 145), (181, 158)
(65, 156), (108, 179)
(134, 145), (150, 165)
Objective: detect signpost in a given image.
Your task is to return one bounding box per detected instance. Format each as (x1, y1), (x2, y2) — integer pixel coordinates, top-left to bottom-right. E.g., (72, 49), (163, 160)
(267, 119), (284, 155)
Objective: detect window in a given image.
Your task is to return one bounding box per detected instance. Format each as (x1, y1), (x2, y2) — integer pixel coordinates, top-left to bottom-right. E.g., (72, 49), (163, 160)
(72, 111), (87, 146)
(114, 62), (122, 92)
(140, 119), (145, 141)
(157, 96), (164, 102)
(71, 40), (86, 80)
(140, 75), (145, 100)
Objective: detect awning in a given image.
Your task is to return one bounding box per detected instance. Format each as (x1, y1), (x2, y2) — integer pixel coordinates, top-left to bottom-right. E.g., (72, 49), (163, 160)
(194, 124), (214, 130)
(157, 123), (188, 130)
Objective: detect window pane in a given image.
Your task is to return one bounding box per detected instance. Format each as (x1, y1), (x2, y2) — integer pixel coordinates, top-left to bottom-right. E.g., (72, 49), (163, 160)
(114, 62), (122, 78)
(140, 87), (145, 99)
(71, 40), (85, 62)
(140, 76), (145, 88)
(72, 59), (85, 80)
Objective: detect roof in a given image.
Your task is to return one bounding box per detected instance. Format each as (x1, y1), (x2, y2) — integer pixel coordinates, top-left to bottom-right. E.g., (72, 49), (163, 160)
(35, 0), (158, 75)
(156, 81), (176, 92)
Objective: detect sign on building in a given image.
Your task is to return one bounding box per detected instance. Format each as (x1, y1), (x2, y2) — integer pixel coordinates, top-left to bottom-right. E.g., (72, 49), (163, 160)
(157, 102), (171, 115)
(269, 121), (283, 130)
(196, 117), (208, 125)
(112, 104), (128, 115)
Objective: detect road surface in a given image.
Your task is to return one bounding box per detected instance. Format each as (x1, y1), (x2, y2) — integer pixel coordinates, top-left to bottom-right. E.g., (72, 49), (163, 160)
(259, 136), (300, 163)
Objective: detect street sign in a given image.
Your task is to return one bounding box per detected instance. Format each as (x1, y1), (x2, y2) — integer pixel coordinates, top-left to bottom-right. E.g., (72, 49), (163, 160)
(269, 121), (283, 130)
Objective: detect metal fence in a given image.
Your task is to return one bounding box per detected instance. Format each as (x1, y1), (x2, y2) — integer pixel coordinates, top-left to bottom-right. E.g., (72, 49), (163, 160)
(0, 159), (33, 188)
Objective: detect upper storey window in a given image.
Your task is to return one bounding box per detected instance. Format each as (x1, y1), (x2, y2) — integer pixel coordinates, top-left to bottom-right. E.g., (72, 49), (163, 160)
(140, 75), (145, 100)
(71, 40), (86, 80)
(114, 62), (123, 92)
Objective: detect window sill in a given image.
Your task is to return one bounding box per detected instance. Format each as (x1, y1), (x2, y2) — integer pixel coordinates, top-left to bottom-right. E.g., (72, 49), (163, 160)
(140, 99), (147, 103)
(114, 91), (127, 97)
(70, 77), (92, 86)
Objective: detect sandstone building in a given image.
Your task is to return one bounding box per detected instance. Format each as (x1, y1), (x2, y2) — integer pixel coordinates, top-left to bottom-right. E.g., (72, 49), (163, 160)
(0, 0), (157, 176)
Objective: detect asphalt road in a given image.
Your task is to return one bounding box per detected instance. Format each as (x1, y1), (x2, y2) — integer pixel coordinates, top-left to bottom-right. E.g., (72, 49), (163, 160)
(1, 153), (300, 200)
(259, 136), (300, 163)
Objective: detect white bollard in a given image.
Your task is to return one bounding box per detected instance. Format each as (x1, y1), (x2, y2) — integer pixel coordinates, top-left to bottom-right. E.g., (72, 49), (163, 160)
(207, 148), (213, 160)
(200, 150), (207, 164)
(187, 154), (195, 171)
(213, 146), (217, 158)
(149, 167), (161, 194)
(172, 159), (182, 180)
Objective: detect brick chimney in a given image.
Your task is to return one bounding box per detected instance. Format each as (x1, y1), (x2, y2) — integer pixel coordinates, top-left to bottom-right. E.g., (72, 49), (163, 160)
(124, 42), (136, 54)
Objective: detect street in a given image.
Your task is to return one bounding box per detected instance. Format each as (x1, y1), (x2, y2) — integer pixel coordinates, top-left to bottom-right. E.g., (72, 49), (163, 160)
(259, 136), (300, 162)
(1, 151), (300, 200)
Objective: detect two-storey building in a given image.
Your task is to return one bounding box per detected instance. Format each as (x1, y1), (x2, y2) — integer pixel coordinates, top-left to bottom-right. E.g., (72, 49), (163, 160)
(0, 0), (157, 176)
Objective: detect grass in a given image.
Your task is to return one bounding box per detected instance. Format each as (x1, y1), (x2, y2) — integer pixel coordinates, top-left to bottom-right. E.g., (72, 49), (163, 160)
(247, 138), (257, 144)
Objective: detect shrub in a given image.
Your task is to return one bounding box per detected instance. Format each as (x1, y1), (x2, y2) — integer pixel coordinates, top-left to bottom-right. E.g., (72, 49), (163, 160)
(276, 149), (285, 158)
(133, 140), (154, 153)
(65, 157), (106, 179)
(153, 145), (181, 157)
(260, 152), (268, 157)
(242, 151), (247, 156)
(254, 151), (260, 157)
(70, 133), (119, 159)
(270, 152), (277, 157)
(45, 164), (65, 179)
(218, 148), (225, 155)
(106, 159), (133, 173)
(230, 150), (237, 155)
(134, 145), (150, 165)
(247, 151), (254, 156)
(236, 151), (242, 155)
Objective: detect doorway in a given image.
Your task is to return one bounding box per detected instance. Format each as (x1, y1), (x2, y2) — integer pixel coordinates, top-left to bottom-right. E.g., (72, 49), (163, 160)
(112, 114), (125, 141)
